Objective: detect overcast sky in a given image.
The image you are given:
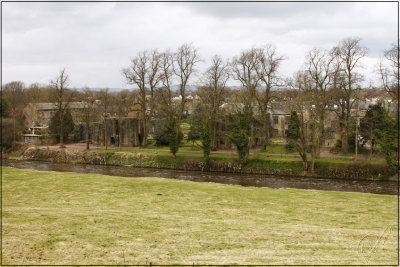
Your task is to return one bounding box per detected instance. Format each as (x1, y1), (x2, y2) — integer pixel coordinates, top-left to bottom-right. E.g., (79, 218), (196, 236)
(2, 2), (398, 89)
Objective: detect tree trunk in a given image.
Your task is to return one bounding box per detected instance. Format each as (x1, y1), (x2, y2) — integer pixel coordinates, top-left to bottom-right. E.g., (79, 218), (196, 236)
(211, 119), (218, 151)
(300, 153), (308, 172)
(118, 120), (122, 151)
(141, 119), (148, 147)
(317, 112), (324, 156)
(341, 118), (349, 153)
(13, 118), (16, 148)
(303, 161), (308, 172)
(342, 101), (351, 153)
(104, 118), (108, 150)
(311, 146), (316, 173)
(86, 121), (90, 150)
(369, 128), (373, 160)
(59, 112), (64, 148)
(262, 111), (269, 150)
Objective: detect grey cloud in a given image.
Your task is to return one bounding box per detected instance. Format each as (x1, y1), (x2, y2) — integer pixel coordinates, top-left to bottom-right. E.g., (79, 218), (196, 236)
(179, 2), (347, 19)
(2, 2), (397, 88)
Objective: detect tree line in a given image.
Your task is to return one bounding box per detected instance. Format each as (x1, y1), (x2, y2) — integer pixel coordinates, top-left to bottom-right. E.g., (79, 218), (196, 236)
(2, 38), (398, 173)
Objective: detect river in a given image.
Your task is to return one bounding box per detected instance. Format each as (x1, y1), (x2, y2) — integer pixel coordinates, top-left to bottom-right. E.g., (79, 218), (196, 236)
(2, 159), (398, 195)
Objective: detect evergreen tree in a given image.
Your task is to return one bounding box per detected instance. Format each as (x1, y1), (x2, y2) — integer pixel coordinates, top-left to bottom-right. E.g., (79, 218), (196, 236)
(359, 104), (385, 157)
(1, 98), (9, 118)
(49, 110), (74, 143)
(376, 114), (399, 173)
(165, 116), (183, 159)
(286, 111), (300, 139)
(153, 124), (170, 147)
(226, 106), (253, 166)
(188, 103), (212, 164)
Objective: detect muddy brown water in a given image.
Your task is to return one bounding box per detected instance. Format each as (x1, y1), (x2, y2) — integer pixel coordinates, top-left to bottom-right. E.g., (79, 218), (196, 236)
(2, 159), (398, 195)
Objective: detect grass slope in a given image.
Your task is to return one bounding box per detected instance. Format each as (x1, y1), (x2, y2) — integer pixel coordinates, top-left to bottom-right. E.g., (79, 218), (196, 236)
(2, 167), (397, 265)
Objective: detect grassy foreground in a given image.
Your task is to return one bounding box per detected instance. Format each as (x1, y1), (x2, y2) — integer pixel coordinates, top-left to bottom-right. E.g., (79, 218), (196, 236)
(2, 167), (398, 265)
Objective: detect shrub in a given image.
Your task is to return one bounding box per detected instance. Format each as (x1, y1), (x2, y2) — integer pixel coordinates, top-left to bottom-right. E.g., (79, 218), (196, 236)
(285, 143), (295, 152)
(153, 124), (170, 147)
(226, 106), (253, 166)
(316, 161), (390, 179)
(335, 139), (342, 149)
(209, 160), (242, 173)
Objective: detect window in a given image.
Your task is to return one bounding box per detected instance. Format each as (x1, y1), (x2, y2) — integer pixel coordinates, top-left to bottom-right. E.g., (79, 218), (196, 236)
(273, 116), (279, 124)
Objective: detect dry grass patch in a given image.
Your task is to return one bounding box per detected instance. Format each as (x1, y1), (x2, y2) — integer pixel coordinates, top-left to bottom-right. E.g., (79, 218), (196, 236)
(2, 167), (397, 265)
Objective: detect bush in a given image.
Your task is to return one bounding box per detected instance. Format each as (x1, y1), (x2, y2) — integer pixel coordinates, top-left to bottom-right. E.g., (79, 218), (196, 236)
(163, 117), (183, 158)
(285, 143), (295, 152)
(226, 107), (253, 166)
(1, 118), (14, 149)
(329, 147), (341, 154)
(153, 124), (170, 146)
(316, 161), (390, 179)
(335, 139), (342, 149)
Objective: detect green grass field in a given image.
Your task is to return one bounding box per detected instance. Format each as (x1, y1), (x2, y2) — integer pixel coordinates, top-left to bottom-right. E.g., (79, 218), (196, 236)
(2, 167), (397, 265)
(260, 144), (297, 154)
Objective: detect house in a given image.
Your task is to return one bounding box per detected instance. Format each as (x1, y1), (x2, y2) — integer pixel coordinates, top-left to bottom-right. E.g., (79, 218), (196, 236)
(24, 102), (86, 128)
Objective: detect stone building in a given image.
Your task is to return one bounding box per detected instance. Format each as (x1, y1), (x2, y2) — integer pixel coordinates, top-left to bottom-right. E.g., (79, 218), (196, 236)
(84, 117), (164, 147)
(23, 91), (385, 150)
(89, 117), (143, 147)
(269, 102), (290, 141)
(24, 102), (86, 128)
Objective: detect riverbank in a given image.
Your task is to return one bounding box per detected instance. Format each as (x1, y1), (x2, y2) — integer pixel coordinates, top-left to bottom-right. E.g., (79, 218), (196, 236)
(2, 167), (397, 265)
(5, 159), (397, 194)
(11, 146), (393, 180)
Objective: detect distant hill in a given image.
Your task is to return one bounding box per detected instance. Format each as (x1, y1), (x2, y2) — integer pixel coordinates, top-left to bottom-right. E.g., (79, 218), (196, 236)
(76, 84), (297, 92)
(75, 87), (129, 92)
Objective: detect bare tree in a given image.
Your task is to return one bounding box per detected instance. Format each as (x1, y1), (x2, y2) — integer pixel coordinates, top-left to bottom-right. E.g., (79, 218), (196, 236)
(123, 51), (149, 146)
(378, 43), (399, 109)
(157, 44), (201, 158)
(231, 48), (260, 109)
(26, 83), (43, 103)
(332, 38), (367, 152)
(97, 89), (111, 150)
(50, 69), (75, 148)
(147, 50), (163, 117)
(255, 45), (285, 149)
(159, 50), (176, 116)
(286, 107), (310, 173)
(198, 55), (230, 150)
(115, 90), (134, 150)
(81, 88), (98, 150)
(174, 43), (201, 120)
(230, 48), (261, 149)
(2, 81), (26, 148)
(304, 47), (336, 156)
(290, 71), (319, 172)
(328, 62), (348, 148)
